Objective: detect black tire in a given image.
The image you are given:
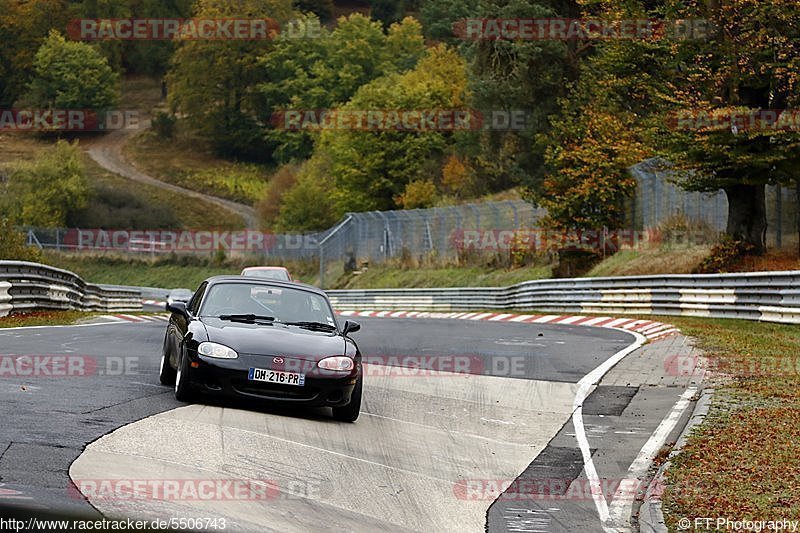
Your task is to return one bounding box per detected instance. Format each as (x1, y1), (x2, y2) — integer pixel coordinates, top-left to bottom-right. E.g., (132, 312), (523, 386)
(159, 341), (177, 386)
(174, 351), (194, 402)
(332, 378), (362, 422)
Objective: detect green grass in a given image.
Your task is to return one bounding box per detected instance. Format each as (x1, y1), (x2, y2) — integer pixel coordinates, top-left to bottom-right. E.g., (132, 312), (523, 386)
(655, 316), (800, 525)
(586, 245), (711, 277)
(81, 150), (246, 230)
(0, 132), (246, 230)
(328, 263), (553, 289)
(125, 123), (271, 205)
(0, 310), (98, 328)
(42, 253), (322, 289)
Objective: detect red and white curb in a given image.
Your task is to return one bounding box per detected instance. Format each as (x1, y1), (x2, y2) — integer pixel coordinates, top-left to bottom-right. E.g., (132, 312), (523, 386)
(337, 310), (679, 341)
(99, 314), (170, 323)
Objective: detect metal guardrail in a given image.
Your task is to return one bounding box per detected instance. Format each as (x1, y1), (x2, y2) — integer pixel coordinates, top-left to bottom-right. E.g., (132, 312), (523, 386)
(0, 261), (142, 317)
(327, 271), (800, 325)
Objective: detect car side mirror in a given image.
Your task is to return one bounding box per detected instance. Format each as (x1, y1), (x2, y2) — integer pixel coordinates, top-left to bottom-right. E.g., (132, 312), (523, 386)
(342, 320), (361, 335)
(167, 301), (188, 316)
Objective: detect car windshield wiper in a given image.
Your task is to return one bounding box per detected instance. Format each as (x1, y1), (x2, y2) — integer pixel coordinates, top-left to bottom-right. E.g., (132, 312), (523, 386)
(217, 314), (275, 323)
(283, 321), (337, 332)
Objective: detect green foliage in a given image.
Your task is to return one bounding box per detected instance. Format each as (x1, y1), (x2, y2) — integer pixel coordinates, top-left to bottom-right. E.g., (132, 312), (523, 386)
(397, 180), (438, 209)
(151, 111), (176, 139)
(274, 156), (339, 231)
(1, 140), (90, 227)
(167, 0), (294, 160)
(370, 0), (407, 28)
(0, 0), (70, 107)
(655, 1), (800, 190)
(0, 218), (43, 262)
(292, 0), (334, 21)
(419, 0), (478, 43)
(259, 14), (425, 163)
(256, 164), (300, 229)
(318, 45), (469, 213)
(173, 164), (269, 204)
(26, 30), (119, 110)
(459, 0), (576, 194)
(538, 2), (671, 230)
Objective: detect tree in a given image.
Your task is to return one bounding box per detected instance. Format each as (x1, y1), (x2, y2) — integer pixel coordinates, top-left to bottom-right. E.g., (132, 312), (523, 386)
(458, 0), (580, 194)
(370, 0), (406, 28)
(292, 0), (334, 21)
(318, 45), (469, 213)
(537, 1), (674, 230)
(656, 0), (800, 254)
(0, 218), (43, 262)
(26, 30), (119, 111)
(274, 155), (339, 231)
(1, 140), (90, 227)
(419, 0), (478, 43)
(167, 0), (294, 160)
(258, 14), (425, 163)
(0, 0), (70, 107)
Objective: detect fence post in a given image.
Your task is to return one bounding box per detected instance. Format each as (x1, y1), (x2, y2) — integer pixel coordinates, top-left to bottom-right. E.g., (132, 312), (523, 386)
(776, 185), (783, 249)
(319, 244), (325, 289)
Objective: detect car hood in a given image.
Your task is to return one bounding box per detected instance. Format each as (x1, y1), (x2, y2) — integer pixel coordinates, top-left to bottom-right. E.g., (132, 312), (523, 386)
(200, 317), (345, 361)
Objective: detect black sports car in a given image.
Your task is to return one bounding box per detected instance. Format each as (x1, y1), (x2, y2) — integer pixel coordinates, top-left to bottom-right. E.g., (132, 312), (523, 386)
(159, 276), (363, 422)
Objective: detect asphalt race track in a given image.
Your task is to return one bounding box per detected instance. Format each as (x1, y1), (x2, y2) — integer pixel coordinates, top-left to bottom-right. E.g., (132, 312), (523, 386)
(0, 316), (693, 532)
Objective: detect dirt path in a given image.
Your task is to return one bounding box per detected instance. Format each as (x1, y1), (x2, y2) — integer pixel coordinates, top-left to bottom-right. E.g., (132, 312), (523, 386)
(84, 123), (258, 229)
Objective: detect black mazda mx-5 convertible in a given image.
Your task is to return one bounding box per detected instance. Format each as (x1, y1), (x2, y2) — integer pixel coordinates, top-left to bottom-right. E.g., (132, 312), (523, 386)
(159, 276), (363, 422)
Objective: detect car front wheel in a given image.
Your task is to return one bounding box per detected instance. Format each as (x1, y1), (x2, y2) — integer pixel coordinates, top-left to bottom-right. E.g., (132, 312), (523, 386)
(332, 378), (362, 422)
(159, 342), (177, 386)
(174, 351), (194, 402)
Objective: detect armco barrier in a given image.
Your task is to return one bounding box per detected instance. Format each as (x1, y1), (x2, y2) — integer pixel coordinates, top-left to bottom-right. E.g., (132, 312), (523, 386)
(327, 271), (800, 325)
(0, 261), (142, 317)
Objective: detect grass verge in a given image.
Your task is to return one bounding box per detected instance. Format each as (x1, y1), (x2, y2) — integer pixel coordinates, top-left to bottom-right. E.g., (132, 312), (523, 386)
(329, 263), (553, 289)
(586, 245), (711, 277)
(124, 121), (271, 205)
(0, 310), (97, 328)
(41, 253), (322, 289)
(0, 133), (245, 230)
(655, 316), (800, 524)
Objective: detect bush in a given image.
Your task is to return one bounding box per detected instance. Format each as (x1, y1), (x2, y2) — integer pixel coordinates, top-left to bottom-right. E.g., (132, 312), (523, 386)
(275, 173), (338, 232)
(151, 111), (176, 139)
(1, 140), (89, 227)
(26, 31), (119, 110)
(256, 165), (300, 230)
(397, 180), (438, 209)
(694, 238), (756, 274)
(0, 219), (43, 262)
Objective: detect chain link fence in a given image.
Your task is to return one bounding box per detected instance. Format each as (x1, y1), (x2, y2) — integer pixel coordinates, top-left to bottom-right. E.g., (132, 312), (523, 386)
(24, 162), (800, 285)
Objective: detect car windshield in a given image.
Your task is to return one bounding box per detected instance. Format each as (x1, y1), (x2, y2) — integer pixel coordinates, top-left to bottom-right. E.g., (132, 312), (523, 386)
(200, 282), (335, 326)
(243, 269), (290, 280)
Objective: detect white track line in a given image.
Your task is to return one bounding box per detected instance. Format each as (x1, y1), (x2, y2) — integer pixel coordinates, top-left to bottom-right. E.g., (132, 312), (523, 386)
(572, 330), (647, 526)
(605, 386), (697, 531)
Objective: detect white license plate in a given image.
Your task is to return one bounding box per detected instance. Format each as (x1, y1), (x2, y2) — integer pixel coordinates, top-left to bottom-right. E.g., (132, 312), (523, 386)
(248, 367), (305, 386)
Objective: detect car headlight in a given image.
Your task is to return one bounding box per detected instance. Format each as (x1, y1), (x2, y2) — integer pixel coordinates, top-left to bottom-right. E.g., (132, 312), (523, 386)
(198, 342), (238, 359)
(318, 356), (354, 372)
